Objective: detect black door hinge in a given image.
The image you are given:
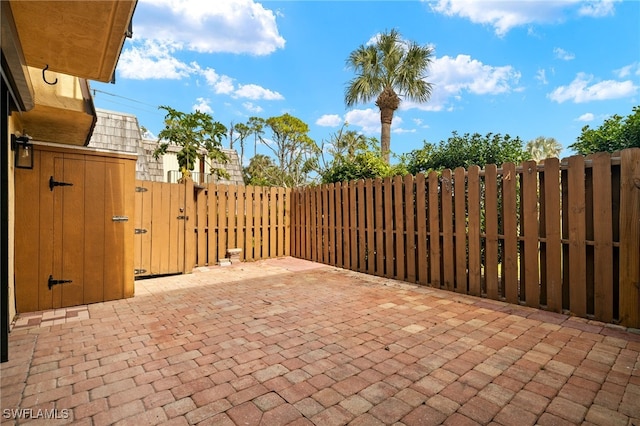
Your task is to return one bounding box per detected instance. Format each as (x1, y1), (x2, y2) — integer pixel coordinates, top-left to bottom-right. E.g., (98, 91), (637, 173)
(48, 275), (72, 290)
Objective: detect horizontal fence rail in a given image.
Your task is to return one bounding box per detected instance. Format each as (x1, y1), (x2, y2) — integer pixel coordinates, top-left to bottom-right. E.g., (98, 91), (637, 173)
(290, 149), (640, 328)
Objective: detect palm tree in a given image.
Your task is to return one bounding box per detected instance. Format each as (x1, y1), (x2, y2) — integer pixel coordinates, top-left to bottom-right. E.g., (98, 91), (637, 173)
(345, 29), (433, 164)
(526, 136), (563, 162)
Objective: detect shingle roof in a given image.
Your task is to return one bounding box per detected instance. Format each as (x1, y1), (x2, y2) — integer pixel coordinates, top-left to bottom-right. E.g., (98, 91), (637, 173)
(88, 109), (244, 185)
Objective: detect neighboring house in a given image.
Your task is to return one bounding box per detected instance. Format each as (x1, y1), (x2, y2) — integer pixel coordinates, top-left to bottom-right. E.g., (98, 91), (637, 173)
(1, 0), (138, 362)
(89, 109), (244, 185)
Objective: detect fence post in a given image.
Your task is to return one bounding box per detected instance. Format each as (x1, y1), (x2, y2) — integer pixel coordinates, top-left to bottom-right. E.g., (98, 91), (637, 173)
(619, 148), (640, 328)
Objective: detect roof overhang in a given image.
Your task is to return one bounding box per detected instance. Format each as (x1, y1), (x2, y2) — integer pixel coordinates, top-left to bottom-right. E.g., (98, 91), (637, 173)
(18, 67), (96, 146)
(3, 0), (137, 145)
(8, 0), (137, 83)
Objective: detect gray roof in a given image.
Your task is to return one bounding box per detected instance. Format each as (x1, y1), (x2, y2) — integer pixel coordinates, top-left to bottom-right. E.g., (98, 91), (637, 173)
(88, 109), (244, 185)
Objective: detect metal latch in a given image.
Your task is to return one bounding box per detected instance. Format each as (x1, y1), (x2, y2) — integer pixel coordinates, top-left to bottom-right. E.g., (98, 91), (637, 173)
(112, 216), (129, 222)
(135, 228), (147, 234)
(134, 269), (147, 275)
(48, 275), (72, 289)
(49, 176), (73, 191)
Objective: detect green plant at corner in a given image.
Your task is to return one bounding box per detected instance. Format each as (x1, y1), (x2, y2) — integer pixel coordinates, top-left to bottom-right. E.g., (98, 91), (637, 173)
(345, 28), (434, 165)
(569, 105), (640, 154)
(406, 131), (527, 174)
(153, 105), (229, 180)
(319, 124), (407, 184)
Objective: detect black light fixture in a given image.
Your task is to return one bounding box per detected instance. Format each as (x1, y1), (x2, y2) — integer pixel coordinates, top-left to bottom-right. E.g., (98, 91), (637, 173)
(11, 134), (33, 169)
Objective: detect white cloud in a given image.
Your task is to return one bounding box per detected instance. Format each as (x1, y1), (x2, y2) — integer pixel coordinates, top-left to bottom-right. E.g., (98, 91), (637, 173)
(243, 102), (263, 113)
(392, 127), (416, 134)
(343, 109), (409, 135)
(554, 47), (575, 61)
(577, 112), (595, 122)
(403, 54), (521, 111)
(548, 72), (638, 103)
(316, 114), (344, 127)
(192, 97), (213, 113)
(200, 68), (235, 95)
(344, 108), (380, 134)
(429, 0), (618, 36)
(536, 69), (548, 85)
(234, 84), (284, 101)
(615, 62), (640, 78)
(136, 0), (285, 55)
(118, 40), (195, 79)
(578, 0), (618, 17)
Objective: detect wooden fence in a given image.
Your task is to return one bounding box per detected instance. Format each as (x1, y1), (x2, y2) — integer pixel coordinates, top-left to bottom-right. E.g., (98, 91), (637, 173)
(290, 149), (640, 328)
(192, 184), (291, 267)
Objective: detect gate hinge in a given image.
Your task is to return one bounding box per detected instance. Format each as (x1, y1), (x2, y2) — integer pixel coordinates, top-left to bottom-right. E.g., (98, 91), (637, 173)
(112, 216), (129, 222)
(134, 269), (147, 275)
(48, 275), (72, 290)
(49, 176), (73, 191)
(135, 186), (148, 192)
(135, 228), (147, 234)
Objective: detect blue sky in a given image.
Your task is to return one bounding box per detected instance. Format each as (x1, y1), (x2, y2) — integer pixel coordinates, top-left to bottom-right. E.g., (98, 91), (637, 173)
(91, 0), (640, 163)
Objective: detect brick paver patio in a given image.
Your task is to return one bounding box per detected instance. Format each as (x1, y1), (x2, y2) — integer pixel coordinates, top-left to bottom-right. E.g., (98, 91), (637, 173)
(2, 257), (639, 425)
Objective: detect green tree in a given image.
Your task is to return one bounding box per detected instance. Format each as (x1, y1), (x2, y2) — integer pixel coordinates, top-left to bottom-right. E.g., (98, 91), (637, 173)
(406, 131), (527, 174)
(229, 122), (251, 165)
(319, 125), (406, 183)
(570, 106), (640, 154)
(248, 116), (265, 157)
(525, 136), (563, 161)
(243, 154), (281, 186)
(153, 106), (228, 179)
(345, 29), (434, 164)
(254, 114), (320, 187)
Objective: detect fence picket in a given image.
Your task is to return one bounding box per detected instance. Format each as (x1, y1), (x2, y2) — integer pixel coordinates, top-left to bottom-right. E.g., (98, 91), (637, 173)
(441, 169), (455, 291)
(454, 168), (467, 293)
(394, 176), (405, 281)
(468, 166), (481, 296)
(502, 163), (518, 304)
(357, 180), (368, 272)
(404, 175), (417, 283)
(384, 177), (394, 278)
(366, 180), (376, 275)
(619, 148), (640, 328)
(521, 160), (540, 307)
(350, 181), (358, 270)
(416, 174), (428, 285)
(485, 164), (499, 299)
(374, 179), (385, 276)
(428, 172), (441, 288)
(591, 153), (614, 322)
(541, 159), (562, 312)
(567, 156), (587, 317)
(342, 183), (351, 269)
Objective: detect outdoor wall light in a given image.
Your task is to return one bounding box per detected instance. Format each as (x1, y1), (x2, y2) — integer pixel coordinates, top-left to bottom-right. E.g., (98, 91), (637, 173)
(11, 134), (33, 169)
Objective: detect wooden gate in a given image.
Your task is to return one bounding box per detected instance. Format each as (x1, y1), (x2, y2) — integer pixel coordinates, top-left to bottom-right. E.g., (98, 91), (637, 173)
(134, 179), (192, 277)
(14, 145), (135, 312)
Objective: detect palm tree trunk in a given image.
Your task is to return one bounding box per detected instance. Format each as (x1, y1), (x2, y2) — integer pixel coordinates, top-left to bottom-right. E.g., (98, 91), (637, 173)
(380, 107), (394, 164)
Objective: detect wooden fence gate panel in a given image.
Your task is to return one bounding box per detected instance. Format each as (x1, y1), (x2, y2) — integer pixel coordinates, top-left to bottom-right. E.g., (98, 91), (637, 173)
(15, 146), (135, 313)
(134, 180), (187, 277)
